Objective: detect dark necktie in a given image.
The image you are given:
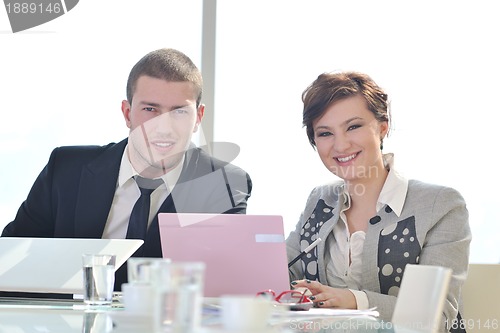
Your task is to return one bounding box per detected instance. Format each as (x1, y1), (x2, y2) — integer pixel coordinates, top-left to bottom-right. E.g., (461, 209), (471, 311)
(126, 176), (164, 241)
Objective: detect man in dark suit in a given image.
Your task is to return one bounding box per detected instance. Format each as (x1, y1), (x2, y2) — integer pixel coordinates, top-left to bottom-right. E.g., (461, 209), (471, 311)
(2, 48), (252, 290)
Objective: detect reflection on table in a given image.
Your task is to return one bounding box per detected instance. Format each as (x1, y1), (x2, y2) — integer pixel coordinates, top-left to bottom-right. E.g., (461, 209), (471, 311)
(0, 298), (399, 333)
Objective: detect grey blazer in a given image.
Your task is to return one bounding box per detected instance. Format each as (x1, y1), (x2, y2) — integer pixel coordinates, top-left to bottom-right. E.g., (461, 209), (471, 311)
(287, 179), (471, 329)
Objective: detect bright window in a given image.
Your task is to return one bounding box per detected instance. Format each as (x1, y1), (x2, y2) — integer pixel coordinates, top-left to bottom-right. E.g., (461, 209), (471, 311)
(1, 0), (498, 263)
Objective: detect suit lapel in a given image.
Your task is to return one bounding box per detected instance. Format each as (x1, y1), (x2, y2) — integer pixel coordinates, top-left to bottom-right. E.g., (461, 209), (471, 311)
(74, 140), (127, 238)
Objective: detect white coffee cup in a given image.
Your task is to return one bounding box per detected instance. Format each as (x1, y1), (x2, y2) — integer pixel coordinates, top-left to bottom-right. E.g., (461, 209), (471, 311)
(121, 283), (153, 316)
(220, 295), (273, 331)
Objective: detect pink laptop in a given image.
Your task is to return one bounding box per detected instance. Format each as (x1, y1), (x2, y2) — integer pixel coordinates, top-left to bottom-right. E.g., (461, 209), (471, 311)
(158, 213), (290, 297)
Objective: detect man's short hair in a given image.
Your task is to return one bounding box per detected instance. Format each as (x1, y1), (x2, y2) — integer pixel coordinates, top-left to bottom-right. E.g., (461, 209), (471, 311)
(126, 48), (203, 106)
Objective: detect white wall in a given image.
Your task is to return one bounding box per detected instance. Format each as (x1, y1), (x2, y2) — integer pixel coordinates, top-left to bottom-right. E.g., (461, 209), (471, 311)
(1, 0), (498, 263)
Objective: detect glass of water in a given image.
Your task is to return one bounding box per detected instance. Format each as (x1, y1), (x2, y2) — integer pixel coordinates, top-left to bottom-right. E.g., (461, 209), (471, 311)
(82, 254), (116, 306)
(151, 261), (205, 332)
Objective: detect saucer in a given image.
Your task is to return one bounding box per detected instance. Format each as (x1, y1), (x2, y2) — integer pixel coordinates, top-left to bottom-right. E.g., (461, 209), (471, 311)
(109, 311), (153, 330)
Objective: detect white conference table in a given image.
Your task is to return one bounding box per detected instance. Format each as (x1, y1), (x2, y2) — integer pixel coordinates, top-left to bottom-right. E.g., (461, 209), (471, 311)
(0, 297), (399, 333)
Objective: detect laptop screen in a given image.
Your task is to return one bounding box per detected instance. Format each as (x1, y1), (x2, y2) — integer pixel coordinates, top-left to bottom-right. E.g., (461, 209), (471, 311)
(158, 213), (290, 297)
(0, 237), (143, 295)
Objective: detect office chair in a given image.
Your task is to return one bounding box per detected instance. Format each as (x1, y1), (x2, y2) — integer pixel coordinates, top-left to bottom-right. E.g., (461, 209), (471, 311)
(461, 263), (500, 333)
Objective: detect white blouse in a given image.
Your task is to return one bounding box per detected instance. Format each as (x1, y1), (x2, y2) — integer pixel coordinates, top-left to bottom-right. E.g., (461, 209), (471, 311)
(324, 154), (408, 309)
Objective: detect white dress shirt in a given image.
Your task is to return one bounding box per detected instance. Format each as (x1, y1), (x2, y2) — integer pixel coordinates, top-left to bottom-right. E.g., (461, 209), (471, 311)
(102, 145), (183, 239)
(325, 153), (408, 309)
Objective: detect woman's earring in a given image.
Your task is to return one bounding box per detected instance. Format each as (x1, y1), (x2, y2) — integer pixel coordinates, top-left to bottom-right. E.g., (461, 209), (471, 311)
(380, 139), (384, 150)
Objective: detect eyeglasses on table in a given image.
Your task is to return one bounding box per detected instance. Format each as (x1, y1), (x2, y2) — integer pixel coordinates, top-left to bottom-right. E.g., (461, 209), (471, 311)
(256, 289), (313, 311)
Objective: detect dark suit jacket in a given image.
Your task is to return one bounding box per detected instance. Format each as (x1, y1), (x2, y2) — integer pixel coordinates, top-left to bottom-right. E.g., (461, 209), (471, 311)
(2, 139), (252, 290)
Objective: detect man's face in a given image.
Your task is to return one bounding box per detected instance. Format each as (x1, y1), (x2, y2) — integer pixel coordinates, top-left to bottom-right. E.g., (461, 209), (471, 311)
(121, 75), (204, 178)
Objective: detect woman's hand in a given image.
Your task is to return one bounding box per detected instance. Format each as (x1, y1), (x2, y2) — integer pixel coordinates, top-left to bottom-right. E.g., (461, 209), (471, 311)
(291, 279), (357, 309)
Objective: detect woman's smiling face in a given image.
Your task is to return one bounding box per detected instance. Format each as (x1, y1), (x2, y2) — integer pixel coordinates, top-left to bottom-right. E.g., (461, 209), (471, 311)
(313, 95), (388, 183)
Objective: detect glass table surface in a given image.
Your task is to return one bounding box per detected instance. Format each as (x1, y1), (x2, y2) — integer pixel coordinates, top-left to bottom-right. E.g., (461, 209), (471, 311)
(0, 297), (403, 333)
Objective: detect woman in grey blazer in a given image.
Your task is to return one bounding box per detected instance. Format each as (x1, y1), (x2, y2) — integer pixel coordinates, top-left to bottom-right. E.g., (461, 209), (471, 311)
(287, 71), (471, 332)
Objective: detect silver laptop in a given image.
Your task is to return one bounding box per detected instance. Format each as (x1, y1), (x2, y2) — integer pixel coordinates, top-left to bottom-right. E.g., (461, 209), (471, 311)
(0, 237), (143, 296)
